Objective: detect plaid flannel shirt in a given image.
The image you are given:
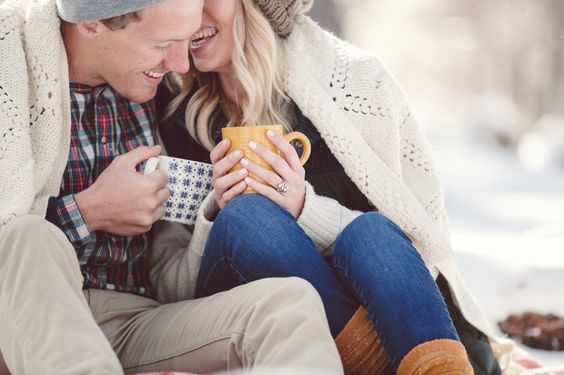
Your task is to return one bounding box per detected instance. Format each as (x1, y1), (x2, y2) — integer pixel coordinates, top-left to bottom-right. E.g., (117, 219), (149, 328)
(46, 83), (157, 296)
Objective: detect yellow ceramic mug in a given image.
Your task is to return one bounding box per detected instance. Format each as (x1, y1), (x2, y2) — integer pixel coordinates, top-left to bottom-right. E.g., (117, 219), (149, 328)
(221, 125), (312, 193)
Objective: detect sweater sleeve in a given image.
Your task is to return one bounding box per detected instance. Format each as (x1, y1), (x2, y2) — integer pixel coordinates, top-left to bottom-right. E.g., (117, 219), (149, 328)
(297, 182), (362, 256)
(149, 192), (217, 303)
(0, 2), (33, 229)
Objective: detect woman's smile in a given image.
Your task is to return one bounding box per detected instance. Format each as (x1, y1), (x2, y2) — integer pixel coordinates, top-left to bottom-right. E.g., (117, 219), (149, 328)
(190, 26), (218, 53)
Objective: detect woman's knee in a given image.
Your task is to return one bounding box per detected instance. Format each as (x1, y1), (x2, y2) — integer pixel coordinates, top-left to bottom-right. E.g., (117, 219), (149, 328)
(214, 195), (296, 240)
(207, 195), (304, 263)
(334, 212), (413, 263)
(215, 194), (291, 226)
(336, 212), (401, 247)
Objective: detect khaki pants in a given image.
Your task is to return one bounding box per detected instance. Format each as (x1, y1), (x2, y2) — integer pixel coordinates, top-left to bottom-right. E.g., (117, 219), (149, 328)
(0, 216), (343, 375)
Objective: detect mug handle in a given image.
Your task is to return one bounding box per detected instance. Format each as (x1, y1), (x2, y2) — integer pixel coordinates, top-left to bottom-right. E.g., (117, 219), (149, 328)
(284, 132), (311, 165)
(143, 156), (161, 176)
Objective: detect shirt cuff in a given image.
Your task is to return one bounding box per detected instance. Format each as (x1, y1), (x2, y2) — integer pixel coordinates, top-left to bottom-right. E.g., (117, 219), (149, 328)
(56, 194), (95, 247)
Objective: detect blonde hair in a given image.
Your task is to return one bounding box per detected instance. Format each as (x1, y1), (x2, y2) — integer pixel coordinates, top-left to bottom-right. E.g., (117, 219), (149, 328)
(166, 0), (291, 151)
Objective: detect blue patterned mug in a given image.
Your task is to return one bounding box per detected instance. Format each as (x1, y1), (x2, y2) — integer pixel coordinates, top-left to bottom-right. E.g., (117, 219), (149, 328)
(144, 156), (213, 225)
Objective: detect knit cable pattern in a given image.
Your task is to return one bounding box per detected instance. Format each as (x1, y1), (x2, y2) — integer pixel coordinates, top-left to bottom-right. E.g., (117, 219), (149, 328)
(283, 17), (497, 340)
(284, 17), (451, 267)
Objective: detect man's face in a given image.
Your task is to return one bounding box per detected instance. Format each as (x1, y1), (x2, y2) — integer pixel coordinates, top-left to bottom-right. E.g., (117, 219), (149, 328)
(91, 0), (203, 103)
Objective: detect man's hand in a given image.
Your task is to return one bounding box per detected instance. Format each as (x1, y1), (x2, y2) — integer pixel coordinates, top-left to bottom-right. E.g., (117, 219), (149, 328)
(75, 146), (169, 236)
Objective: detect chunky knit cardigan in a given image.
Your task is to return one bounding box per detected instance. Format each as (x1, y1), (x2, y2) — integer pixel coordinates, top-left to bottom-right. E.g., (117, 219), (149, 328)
(0, 0), (496, 343)
(0, 0), (71, 228)
(286, 17), (497, 339)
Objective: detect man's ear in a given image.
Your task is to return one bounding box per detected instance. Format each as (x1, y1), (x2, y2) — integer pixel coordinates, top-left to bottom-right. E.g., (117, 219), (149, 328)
(75, 21), (102, 37)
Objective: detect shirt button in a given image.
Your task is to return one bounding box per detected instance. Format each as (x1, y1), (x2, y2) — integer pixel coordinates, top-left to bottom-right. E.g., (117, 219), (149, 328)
(101, 136), (107, 144)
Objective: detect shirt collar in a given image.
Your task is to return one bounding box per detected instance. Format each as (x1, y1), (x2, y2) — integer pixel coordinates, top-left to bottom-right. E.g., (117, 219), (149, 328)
(69, 82), (110, 95)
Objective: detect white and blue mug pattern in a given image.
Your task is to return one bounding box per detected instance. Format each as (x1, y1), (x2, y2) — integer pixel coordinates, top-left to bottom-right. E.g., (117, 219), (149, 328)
(144, 156), (213, 225)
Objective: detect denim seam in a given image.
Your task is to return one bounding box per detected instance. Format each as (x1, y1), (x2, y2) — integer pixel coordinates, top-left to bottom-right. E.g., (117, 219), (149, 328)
(333, 258), (398, 366)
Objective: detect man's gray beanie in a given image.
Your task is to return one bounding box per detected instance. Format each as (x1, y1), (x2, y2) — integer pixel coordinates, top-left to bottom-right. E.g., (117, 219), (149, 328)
(56, 0), (167, 23)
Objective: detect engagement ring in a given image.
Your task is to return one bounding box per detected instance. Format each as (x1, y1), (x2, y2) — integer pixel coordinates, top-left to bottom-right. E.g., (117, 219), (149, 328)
(276, 180), (289, 194)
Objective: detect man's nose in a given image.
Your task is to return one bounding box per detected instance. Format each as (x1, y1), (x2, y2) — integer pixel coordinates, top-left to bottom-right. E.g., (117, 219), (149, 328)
(164, 41), (190, 74)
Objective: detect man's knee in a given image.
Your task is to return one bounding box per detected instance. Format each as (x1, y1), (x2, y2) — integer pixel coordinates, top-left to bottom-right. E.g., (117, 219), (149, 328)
(252, 277), (324, 312)
(282, 277), (323, 306)
(1, 215), (62, 244)
(1, 216), (57, 253)
(0, 215), (77, 271)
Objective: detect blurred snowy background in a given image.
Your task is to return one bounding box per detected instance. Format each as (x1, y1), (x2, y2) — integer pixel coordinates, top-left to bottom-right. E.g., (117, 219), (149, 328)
(311, 0), (564, 367)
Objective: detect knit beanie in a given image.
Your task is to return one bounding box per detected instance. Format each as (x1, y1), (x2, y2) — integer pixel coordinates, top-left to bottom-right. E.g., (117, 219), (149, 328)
(56, 0), (167, 23)
(254, 0), (314, 38)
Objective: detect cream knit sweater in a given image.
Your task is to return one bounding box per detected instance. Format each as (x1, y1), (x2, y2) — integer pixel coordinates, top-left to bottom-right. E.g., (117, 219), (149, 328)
(0, 0), (497, 346)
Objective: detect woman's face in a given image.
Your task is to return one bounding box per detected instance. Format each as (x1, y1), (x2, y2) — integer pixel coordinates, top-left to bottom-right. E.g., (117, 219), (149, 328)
(190, 0), (236, 74)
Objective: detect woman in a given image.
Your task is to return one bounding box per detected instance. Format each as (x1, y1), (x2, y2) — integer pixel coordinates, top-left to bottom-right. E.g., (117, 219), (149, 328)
(158, 0), (503, 373)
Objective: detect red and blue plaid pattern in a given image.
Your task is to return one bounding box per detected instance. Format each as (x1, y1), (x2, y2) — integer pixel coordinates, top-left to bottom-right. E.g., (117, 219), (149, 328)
(50, 83), (157, 296)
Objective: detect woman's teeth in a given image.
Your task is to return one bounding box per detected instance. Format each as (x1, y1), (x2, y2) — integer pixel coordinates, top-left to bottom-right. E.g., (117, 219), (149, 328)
(191, 27), (217, 48)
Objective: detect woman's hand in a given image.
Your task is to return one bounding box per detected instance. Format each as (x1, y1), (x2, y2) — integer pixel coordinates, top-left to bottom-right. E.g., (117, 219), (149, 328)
(210, 139), (248, 209)
(243, 130), (306, 219)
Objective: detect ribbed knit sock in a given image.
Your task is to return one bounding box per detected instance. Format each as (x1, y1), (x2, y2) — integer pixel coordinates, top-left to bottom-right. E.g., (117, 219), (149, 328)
(335, 306), (393, 375)
(397, 339), (473, 375)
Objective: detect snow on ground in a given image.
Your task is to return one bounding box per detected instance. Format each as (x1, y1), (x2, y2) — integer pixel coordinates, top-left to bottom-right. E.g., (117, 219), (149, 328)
(427, 123), (564, 367)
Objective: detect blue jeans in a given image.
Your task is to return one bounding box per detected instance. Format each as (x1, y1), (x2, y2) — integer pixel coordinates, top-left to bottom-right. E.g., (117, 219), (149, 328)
(196, 195), (459, 368)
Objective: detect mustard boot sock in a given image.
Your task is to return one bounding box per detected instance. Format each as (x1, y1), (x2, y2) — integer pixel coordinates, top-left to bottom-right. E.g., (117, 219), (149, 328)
(397, 339), (473, 375)
(335, 306), (393, 375)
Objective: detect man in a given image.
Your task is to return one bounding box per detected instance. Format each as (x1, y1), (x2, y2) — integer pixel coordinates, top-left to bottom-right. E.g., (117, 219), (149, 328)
(0, 0), (343, 374)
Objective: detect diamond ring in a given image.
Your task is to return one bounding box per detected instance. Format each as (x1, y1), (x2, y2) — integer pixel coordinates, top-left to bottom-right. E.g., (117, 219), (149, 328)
(276, 180), (289, 194)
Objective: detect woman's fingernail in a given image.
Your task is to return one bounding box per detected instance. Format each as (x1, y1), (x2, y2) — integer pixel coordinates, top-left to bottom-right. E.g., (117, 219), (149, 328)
(241, 158), (249, 166)
(248, 141), (257, 150)
(245, 177), (253, 185)
(239, 168), (248, 176)
(233, 150), (242, 158)
(223, 139), (230, 146)
(266, 130), (275, 138)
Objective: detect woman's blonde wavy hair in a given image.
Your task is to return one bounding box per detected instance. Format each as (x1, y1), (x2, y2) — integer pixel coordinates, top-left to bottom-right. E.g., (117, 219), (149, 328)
(166, 0), (291, 151)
